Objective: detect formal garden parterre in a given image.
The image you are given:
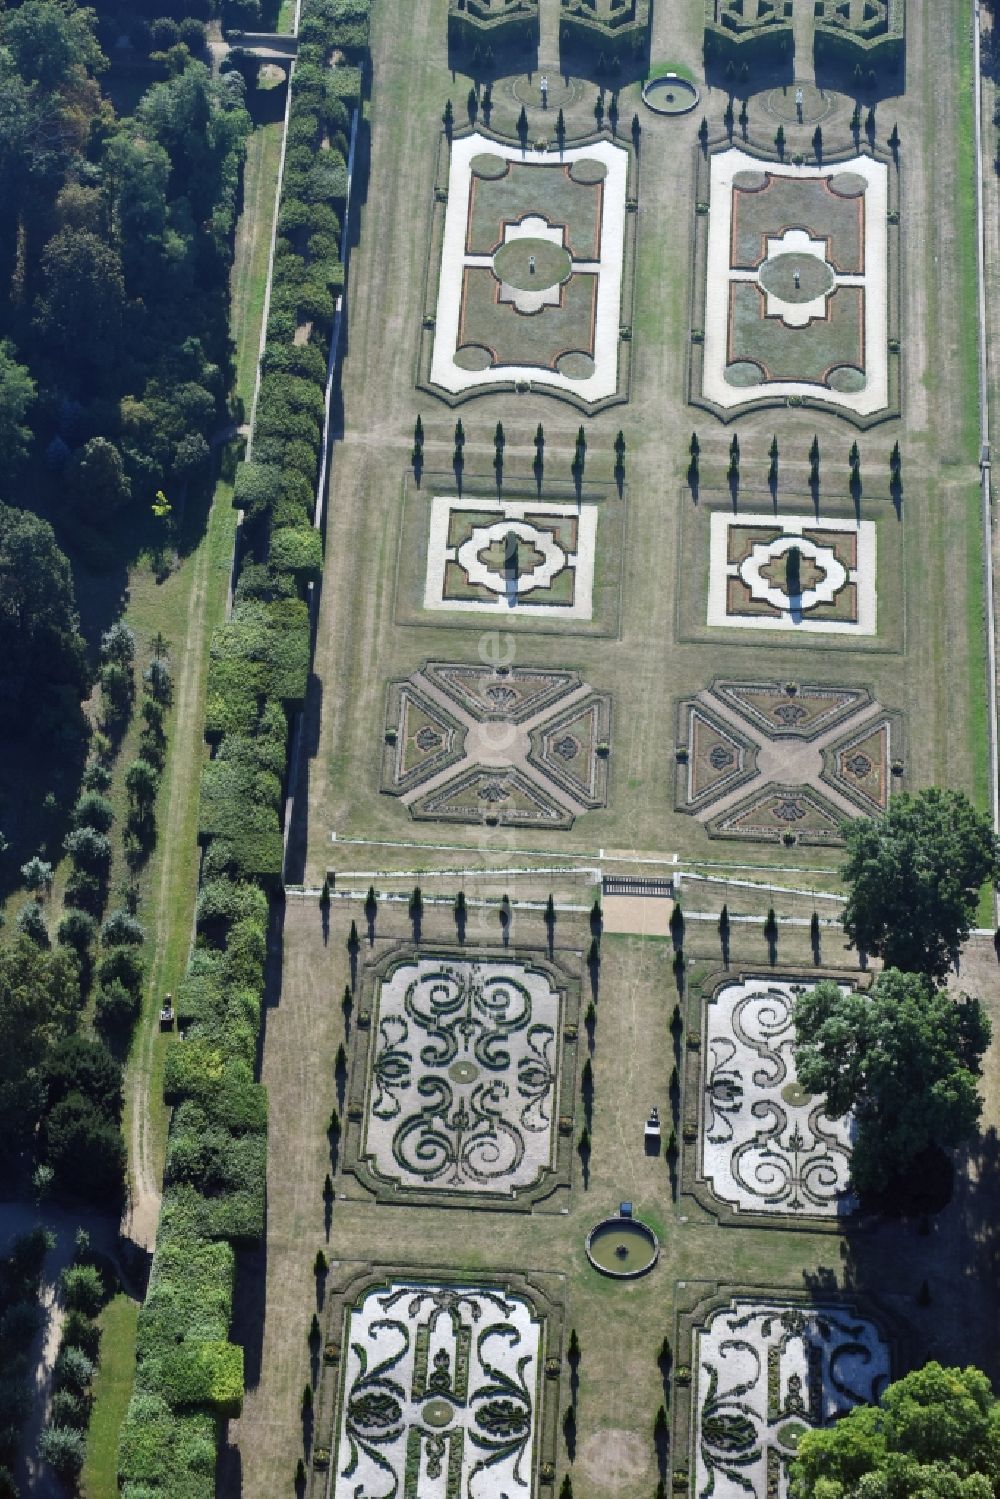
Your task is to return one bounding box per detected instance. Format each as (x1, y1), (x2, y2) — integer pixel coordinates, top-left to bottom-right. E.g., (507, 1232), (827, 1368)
(381, 662), (612, 829)
(191, 0), (1000, 1493)
(697, 977), (856, 1220)
(692, 142), (900, 425)
(306, 1265), (566, 1499)
(674, 679), (904, 844)
(342, 946), (581, 1206)
(425, 131), (634, 407)
(674, 1290), (892, 1499)
(395, 475), (626, 636)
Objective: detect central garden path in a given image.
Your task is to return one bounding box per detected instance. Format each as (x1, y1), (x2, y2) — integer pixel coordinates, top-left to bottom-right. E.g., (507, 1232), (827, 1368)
(792, 0), (816, 82)
(539, 0), (560, 71)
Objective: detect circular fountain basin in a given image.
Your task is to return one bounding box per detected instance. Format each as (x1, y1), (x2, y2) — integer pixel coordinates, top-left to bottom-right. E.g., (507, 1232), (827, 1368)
(642, 74), (700, 116)
(585, 1216), (659, 1278)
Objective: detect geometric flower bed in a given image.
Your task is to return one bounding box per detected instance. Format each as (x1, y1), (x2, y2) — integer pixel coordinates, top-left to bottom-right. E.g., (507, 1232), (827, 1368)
(701, 147), (889, 418)
(360, 955), (562, 1196)
(343, 947), (580, 1210)
(691, 1296), (890, 1497)
(382, 662), (612, 829)
(674, 678), (904, 844)
(424, 495), (598, 620)
(428, 131), (628, 404)
(707, 513), (877, 636)
(331, 1280), (543, 1499)
(699, 978), (857, 1219)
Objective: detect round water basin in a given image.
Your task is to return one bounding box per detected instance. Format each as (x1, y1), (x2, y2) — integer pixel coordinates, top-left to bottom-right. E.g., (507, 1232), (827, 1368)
(642, 74), (700, 116)
(586, 1216), (659, 1278)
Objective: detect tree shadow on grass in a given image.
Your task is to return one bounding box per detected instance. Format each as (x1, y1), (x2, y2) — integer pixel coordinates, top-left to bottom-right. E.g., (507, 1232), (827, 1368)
(798, 1132), (1000, 1383)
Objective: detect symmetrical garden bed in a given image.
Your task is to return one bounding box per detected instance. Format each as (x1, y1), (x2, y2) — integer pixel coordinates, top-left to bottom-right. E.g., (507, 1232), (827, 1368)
(697, 978), (857, 1219)
(673, 678), (904, 844)
(674, 1291), (891, 1497)
(707, 513), (877, 635)
(698, 148), (891, 419)
(425, 495), (598, 620)
(426, 132), (631, 407)
(312, 1266), (565, 1499)
(344, 947), (580, 1208)
(381, 663), (612, 830)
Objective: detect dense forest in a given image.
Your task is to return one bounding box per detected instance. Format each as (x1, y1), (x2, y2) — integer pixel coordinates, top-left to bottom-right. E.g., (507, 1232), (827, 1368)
(0, 0), (254, 1222)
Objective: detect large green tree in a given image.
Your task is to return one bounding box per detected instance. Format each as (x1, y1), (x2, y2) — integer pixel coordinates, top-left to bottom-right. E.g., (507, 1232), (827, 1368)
(0, 501), (88, 726)
(793, 969), (990, 1194)
(0, 936), (81, 1161)
(840, 790), (1000, 977)
(1, 1), (104, 91)
(790, 1363), (1000, 1498)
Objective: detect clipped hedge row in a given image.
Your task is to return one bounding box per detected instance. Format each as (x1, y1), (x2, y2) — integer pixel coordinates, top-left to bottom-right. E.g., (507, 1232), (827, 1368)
(559, 0), (651, 63)
(703, 0), (793, 68)
(206, 6), (365, 883)
(120, 5), (368, 1493)
(814, 0), (904, 76)
(448, 0), (539, 55)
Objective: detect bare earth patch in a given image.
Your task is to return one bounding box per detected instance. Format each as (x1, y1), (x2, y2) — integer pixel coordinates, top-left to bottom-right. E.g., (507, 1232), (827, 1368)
(602, 894), (673, 937)
(577, 1427), (650, 1489)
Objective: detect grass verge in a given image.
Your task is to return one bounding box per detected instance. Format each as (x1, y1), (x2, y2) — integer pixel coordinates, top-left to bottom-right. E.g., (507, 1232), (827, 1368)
(80, 1295), (139, 1499)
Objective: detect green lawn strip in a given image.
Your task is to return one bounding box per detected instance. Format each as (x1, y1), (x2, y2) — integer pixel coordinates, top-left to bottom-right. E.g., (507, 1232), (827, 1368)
(121, 480), (238, 1187)
(646, 59), (696, 82)
(231, 120), (285, 412)
(952, 12), (980, 464)
(80, 1295), (139, 1499)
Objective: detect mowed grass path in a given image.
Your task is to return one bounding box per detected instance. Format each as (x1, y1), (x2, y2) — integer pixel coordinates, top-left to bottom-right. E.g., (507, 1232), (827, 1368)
(80, 1297), (139, 1499)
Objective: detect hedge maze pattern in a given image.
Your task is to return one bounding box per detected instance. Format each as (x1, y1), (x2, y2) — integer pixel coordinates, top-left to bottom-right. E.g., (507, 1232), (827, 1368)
(692, 1297), (889, 1497)
(674, 678), (904, 845)
(382, 662), (611, 829)
(699, 979), (857, 1219)
(333, 1282), (542, 1499)
(360, 957), (563, 1196)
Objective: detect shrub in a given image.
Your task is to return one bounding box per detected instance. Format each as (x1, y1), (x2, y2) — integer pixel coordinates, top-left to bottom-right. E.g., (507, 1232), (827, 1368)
(158, 1341), (244, 1416)
(97, 945), (145, 996)
(144, 658), (173, 705)
(38, 1424), (86, 1479)
(42, 1036), (123, 1118)
(117, 1393), (216, 1491)
(233, 463), (279, 518)
(102, 910), (145, 947)
(64, 868), (105, 916)
(53, 1345), (94, 1395)
(60, 1264), (105, 1317)
(82, 762), (112, 792)
(95, 981), (141, 1034)
(101, 621), (136, 667)
(61, 1308), (101, 1361)
(63, 826), (112, 874)
(16, 902), (49, 946)
(71, 792), (115, 834)
(20, 856), (53, 893)
(57, 909), (97, 953)
(43, 1095), (126, 1202)
(49, 1388), (88, 1428)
